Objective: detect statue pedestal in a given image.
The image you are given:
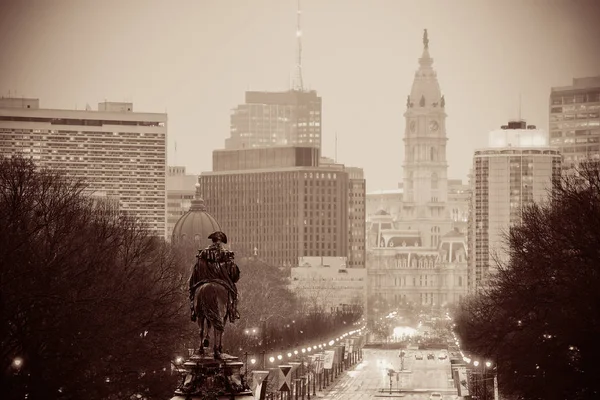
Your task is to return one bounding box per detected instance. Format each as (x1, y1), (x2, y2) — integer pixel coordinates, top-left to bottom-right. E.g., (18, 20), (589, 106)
(171, 352), (252, 399)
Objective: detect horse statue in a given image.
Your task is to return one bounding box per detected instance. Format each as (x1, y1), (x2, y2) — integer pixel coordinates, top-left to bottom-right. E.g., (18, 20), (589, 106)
(190, 232), (240, 359)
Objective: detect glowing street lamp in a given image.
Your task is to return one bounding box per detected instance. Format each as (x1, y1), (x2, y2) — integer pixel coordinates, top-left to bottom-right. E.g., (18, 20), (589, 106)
(12, 357), (23, 369)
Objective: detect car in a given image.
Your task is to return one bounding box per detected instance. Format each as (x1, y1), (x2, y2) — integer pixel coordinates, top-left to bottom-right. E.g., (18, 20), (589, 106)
(427, 353), (435, 360)
(415, 352), (424, 360)
(438, 353), (448, 360)
(429, 393), (443, 400)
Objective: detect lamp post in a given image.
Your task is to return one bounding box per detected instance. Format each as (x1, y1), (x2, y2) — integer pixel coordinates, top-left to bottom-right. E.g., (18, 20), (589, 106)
(473, 360), (480, 398)
(470, 359), (493, 400)
(484, 361), (492, 400)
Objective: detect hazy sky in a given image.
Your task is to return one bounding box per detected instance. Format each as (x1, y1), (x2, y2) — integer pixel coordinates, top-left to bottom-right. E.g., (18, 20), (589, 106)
(1, 0), (599, 190)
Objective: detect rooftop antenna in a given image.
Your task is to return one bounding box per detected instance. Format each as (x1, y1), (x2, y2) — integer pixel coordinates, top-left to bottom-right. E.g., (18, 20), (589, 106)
(291, 0), (304, 91)
(335, 131), (338, 162)
(174, 140), (178, 166)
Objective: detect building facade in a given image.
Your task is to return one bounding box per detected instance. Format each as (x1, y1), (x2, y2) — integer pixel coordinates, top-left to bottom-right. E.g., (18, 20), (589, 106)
(199, 146), (350, 269)
(345, 167), (366, 268)
(550, 76), (600, 169)
(468, 120), (562, 291)
(447, 179), (470, 233)
(226, 90), (322, 151)
(368, 213), (467, 310)
(166, 166), (198, 240)
(0, 98), (168, 238)
(366, 31), (467, 318)
(319, 157), (366, 268)
(290, 256), (366, 314)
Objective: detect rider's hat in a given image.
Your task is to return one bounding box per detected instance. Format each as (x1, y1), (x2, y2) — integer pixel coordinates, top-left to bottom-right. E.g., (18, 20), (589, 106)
(208, 231), (228, 244)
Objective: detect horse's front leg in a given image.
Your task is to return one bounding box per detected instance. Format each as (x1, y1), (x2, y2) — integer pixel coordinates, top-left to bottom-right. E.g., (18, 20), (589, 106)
(203, 320), (210, 349)
(217, 329), (224, 354)
(218, 317), (226, 353)
(198, 316), (205, 355)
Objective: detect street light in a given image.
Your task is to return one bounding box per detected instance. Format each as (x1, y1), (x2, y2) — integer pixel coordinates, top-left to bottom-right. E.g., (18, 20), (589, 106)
(12, 357), (23, 369)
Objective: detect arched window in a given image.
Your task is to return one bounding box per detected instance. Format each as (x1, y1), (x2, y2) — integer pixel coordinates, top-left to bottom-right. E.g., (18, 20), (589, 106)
(431, 173), (438, 190)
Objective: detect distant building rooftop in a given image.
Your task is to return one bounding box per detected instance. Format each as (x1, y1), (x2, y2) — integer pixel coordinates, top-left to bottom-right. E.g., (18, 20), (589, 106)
(551, 76), (600, 92)
(367, 189), (404, 196)
(485, 120), (550, 149)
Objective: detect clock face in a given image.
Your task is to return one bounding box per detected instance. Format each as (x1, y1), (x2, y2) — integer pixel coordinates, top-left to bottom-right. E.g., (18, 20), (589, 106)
(429, 120), (439, 132)
(409, 121), (416, 133)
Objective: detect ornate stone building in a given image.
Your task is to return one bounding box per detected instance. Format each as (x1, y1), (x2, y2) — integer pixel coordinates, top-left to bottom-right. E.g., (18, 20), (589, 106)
(366, 30), (468, 318)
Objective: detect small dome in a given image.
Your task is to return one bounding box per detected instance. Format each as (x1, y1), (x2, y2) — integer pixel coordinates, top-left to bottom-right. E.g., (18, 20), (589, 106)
(171, 183), (221, 248)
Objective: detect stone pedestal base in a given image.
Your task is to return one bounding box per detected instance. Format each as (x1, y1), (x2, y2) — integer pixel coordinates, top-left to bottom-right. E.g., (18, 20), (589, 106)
(171, 352), (252, 399)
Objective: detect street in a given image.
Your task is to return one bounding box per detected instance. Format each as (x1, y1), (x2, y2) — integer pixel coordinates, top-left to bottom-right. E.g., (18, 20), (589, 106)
(319, 348), (458, 400)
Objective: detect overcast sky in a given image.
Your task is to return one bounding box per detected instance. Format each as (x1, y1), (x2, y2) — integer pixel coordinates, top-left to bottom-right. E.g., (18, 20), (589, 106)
(1, 0), (599, 190)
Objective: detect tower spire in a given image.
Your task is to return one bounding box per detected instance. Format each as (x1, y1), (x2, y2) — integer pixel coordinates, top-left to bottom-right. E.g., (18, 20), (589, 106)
(292, 0), (304, 91)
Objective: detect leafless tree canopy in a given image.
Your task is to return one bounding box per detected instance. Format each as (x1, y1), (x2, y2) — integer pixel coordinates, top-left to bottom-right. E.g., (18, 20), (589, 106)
(454, 161), (600, 400)
(0, 156), (189, 400)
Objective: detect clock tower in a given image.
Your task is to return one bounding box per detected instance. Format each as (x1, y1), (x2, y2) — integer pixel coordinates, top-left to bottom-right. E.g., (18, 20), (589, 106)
(402, 29), (449, 225)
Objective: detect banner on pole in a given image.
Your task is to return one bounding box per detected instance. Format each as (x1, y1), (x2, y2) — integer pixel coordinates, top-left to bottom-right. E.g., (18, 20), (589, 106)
(323, 350), (335, 370)
(289, 361), (301, 373)
(278, 365), (293, 392)
(252, 370), (270, 400)
(457, 366), (470, 396)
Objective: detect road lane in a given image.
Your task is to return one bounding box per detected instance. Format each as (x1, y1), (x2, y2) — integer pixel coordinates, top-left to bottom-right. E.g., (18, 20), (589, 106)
(319, 348), (458, 400)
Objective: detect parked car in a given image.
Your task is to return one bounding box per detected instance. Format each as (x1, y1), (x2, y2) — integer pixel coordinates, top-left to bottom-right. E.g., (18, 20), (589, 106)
(429, 392), (442, 400)
(438, 353), (448, 360)
(427, 353), (435, 360)
(415, 352), (424, 360)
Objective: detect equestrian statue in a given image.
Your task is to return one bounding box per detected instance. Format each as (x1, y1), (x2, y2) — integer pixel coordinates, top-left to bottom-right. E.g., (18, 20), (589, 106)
(188, 231), (240, 359)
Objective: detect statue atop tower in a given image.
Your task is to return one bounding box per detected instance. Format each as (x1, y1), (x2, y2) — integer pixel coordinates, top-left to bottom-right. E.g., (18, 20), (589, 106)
(423, 29), (429, 49)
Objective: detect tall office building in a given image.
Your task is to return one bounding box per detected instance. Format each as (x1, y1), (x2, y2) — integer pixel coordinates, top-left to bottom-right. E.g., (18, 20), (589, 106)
(0, 98), (168, 238)
(366, 30), (467, 316)
(226, 90), (322, 151)
(550, 76), (600, 168)
(319, 157), (366, 268)
(199, 146), (352, 269)
(345, 166), (367, 268)
(469, 120), (562, 291)
(166, 166), (197, 240)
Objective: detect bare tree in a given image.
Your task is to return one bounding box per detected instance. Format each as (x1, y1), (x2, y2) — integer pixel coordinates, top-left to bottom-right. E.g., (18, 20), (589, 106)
(0, 156), (189, 400)
(455, 161), (600, 400)
(292, 269), (337, 314)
